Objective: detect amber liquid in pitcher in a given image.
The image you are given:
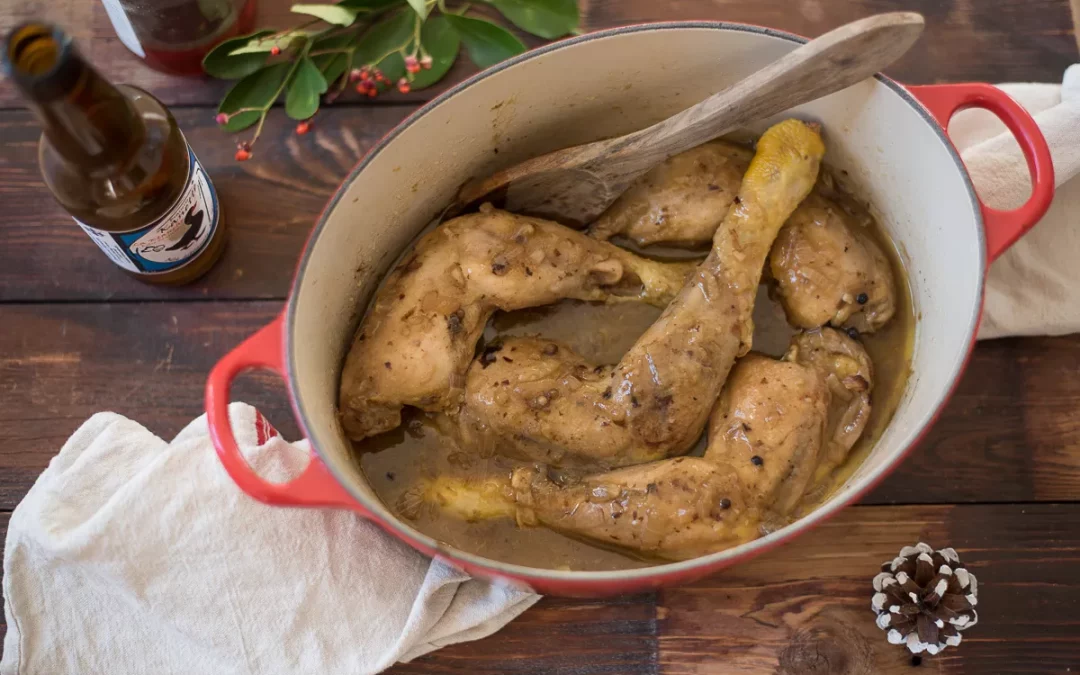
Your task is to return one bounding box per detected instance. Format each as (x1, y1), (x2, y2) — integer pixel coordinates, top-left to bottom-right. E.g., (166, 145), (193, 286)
(3, 22), (226, 284)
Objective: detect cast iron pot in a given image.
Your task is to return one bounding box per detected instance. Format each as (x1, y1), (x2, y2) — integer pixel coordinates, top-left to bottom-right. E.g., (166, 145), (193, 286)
(206, 22), (1054, 596)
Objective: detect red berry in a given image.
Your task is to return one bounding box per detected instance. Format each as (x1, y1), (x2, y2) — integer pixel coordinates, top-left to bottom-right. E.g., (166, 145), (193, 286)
(296, 121), (311, 135)
(349, 68), (363, 82)
(366, 87), (378, 98)
(397, 78), (410, 94)
(238, 141), (252, 152)
(404, 55), (418, 69)
(215, 112), (228, 125)
(419, 55), (433, 70)
(355, 82), (369, 94)
(374, 70), (385, 82)
(235, 148), (252, 161)
(270, 46), (281, 56)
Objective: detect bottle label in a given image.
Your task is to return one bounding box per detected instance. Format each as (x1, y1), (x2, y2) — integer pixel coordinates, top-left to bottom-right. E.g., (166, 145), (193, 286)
(76, 145), (220, 275)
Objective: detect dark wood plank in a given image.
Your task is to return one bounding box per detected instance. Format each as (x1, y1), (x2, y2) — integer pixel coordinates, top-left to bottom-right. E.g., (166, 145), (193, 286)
(2, 301), (1080, 509)
(1074, 0), (1080, 50)
(870, 334), (1080, 504)
(0, 301), (297, 508)
(390, 504), (1080, 675)
(0, 511), (6, 643)
(2, 503), (1077, 672)
(389, 594), (659, 674)
(657, 503), (1080, 675)
(0, 105), (408, 302)
(585, 0), (1077, 86)
(1, 0), (1074, 108)
(2, 3), (1076, 304)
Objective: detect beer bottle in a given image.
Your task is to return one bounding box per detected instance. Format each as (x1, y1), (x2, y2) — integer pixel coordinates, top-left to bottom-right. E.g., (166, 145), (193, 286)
(3, 22), (225, 284)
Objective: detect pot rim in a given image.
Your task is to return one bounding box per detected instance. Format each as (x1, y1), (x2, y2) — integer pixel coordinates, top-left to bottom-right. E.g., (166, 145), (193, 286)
(286, 20), (986, 582)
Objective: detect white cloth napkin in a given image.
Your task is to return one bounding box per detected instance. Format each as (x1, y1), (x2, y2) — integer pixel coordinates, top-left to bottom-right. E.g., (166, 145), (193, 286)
(1, 403), (539, 675)
(961, 65), (1080, 339)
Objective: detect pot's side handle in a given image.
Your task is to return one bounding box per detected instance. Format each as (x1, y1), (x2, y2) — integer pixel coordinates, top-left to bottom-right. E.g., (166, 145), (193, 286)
(908, 83), (1055, 262)
(205, 313), (359, 510)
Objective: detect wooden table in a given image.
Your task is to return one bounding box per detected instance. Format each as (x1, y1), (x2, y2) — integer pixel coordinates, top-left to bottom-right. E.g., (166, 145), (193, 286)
(1, 1), (1078, 672)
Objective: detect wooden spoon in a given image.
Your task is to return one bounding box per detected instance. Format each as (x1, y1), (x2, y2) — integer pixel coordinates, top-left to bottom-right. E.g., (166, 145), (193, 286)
(457, 12), (925, 226)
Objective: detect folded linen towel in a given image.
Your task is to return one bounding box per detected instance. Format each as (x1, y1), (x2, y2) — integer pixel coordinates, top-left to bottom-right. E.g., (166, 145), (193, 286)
(0, 403), (539, 675)
(961, 65), (1080, 339)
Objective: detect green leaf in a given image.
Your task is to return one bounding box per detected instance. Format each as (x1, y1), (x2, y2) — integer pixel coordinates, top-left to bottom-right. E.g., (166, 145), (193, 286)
(286, 56), (329, 119)
(353, 10), (415, 67)
(313, 52), (350, 84)
(409, 16), (459, 90)
(291, 3), (360, 25)
(444, 15), (525, 69)
(311, 31), (357, 50)
(218, 62), (292, 131)
(228, 30), (315, 55)
(405, 0), (429, 20)
(489, 0), (578, 39)
(202, 30), (274, 79)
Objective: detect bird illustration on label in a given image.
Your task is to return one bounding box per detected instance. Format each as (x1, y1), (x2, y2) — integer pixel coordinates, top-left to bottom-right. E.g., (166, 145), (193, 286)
(125, 167), (216, 269)
(166, 205), (205, 251)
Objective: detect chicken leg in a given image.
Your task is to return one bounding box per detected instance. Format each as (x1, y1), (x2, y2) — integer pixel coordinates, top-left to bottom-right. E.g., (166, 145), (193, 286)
(339, 206), (694, 441)
(411, 328), (873, 561)
(456, 119), (826, 467)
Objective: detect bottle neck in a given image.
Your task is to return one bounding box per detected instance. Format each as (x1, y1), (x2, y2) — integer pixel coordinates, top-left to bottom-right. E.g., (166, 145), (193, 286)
(4, 23), (144, 170)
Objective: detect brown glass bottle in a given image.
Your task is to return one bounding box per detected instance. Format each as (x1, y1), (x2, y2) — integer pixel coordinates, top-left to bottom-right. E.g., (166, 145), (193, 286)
(3, 22), (225, 284)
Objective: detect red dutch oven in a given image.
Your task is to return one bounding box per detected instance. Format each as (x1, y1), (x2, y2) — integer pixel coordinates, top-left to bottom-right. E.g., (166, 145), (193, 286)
(206, 22), (1053, 596)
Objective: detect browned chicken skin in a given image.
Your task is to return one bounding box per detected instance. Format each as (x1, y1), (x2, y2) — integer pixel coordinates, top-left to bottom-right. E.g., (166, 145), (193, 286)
(338, 206), (693, 441)
(455, 120), (826, 467)
(511, 458), (757, 560)
(706, 327), (872, 518)
(786, 327), (874, 473)
(589, 139), (896, 334)
(416, 329), (874, 561)
(590, 141), (752, 247)
(769, 194), (897, 333)
(705, 354), (830, 517)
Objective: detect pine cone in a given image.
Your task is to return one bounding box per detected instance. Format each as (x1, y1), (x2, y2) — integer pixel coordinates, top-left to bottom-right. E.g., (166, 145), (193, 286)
(871, 542), (979, 655)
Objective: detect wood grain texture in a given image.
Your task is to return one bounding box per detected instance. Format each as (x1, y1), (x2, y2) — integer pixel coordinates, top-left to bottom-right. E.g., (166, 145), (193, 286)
(389, 593), (659, 675)
(0, 106), (408, 302)
(1, 3), (1076, 304)
(387, 504), (1080, 674)
(0, 504), (1076, 672)
(1, 301), (1079, 510)
(0, 302), (296, 509)
(1, 0), (1075, 108)
(1, 502), (1075, 673)
(871, 334), (1080, 504)
(583, 0), (1078, 86)
(1072, 0), (1080, 51)
(655, 503), (1080, 675)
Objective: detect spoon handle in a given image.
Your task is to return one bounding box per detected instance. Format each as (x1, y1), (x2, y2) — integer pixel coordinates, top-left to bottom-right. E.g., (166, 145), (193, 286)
(619, 12), (925, 161)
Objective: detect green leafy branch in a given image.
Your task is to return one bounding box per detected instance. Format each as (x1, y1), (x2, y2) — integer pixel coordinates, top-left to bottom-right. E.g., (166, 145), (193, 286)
(202, 0), (580, 160)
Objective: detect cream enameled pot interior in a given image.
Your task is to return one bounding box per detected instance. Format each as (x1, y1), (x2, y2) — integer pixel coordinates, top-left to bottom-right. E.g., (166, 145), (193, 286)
(286, 24), (983, 579)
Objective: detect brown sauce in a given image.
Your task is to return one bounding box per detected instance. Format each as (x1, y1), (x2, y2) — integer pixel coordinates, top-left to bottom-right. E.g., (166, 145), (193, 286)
(359, 171), (915, 571)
